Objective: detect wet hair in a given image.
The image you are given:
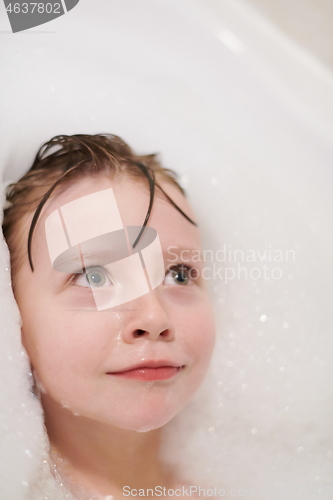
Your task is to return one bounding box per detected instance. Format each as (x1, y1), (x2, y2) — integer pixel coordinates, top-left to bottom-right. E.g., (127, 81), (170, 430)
(2, 134), (196, 278)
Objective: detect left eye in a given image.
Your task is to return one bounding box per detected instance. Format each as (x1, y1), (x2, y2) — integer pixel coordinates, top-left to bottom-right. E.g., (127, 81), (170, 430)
(164, 265), (195, 286)
(73, 267), (112, 288)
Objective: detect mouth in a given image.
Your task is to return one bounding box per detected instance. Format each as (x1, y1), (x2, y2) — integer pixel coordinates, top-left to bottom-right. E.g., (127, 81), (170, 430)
(107, 361), (184, 381)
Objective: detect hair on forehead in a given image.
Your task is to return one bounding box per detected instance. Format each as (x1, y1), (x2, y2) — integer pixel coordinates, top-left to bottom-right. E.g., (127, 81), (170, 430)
(3, 134), (197, 275)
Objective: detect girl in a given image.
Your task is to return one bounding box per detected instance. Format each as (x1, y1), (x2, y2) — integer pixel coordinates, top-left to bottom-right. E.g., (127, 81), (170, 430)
(2, 134), (216, 500)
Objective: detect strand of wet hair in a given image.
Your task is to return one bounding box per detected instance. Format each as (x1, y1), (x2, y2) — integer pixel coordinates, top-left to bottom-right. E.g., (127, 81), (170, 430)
(155, 183), (197, 226)
(126, 161), (197, 248)
(27, 161), (197, 272)
(125, 160), (156, 249)
(27, 162), (86, 272)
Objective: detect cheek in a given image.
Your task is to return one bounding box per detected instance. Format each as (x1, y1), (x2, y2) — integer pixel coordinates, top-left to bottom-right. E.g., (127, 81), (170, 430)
(21, 306), (110, 390)
(178, 302), (216, 376)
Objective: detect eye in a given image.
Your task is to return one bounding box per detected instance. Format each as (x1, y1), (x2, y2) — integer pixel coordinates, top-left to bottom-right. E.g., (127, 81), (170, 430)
(73, 267), (112, 288)
(164, 265), (196, 286)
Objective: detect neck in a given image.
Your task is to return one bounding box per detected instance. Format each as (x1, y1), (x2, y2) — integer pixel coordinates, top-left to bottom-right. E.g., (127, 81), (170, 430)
(42, 394), (173, 498)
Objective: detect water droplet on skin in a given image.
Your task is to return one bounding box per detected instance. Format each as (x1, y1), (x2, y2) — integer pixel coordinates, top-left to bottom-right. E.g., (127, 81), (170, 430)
(285, 406), (291, 412)
(260, 314), (268, 323)
(280, 366), (286, 373)
(105, 496), (114, 500)
(251, 428), (258, 435)
(137, 425), (154, 433)
(25, 449), (32, 458)
(21, 481), (29, 487)
(208, 427), (215, 434)
(165, 391), (173, 404)
(60, 400), (71, 409)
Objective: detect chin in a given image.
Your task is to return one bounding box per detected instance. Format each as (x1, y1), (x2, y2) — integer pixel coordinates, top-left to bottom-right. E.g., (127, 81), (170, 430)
(97, 394), (187, 432)
(114, 410), (178, 433)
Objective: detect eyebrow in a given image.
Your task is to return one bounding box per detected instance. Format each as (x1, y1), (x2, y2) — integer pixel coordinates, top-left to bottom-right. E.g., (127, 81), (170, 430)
(52, 247), (116, 274)
(51, 246), (203, 274)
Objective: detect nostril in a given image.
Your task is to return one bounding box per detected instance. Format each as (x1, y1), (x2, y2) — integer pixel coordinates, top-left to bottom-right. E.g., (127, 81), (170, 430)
(133, 329), (170, 338)
(159, 329), (169, 337)
(134, 329), (146, 337)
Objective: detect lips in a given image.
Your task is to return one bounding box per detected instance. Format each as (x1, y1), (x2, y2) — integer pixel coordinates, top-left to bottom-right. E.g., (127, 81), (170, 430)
(107, 361), (184, 381)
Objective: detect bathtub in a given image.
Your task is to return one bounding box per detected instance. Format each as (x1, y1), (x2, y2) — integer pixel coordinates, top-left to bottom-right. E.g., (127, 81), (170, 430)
(0, 0), (332, 498)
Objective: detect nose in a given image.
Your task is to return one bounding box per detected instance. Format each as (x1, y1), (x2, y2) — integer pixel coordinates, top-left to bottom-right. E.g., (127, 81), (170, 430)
(121, 290), (175, 343)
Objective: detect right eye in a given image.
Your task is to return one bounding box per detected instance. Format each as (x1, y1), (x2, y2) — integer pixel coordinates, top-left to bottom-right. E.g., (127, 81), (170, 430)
(164, 264), (196, 286)
(73, 267), (113, 288)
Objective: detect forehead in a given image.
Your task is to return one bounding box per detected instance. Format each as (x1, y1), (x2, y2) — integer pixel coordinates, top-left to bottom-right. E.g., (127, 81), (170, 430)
(31, 175), (201, 267)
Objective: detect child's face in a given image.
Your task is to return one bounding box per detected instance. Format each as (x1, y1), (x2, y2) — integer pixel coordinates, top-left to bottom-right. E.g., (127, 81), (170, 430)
(14, 175), (215, 432)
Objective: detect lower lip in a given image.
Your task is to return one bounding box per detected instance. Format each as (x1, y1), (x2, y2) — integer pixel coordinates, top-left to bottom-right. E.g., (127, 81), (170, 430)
(108, 366), (182, 381)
